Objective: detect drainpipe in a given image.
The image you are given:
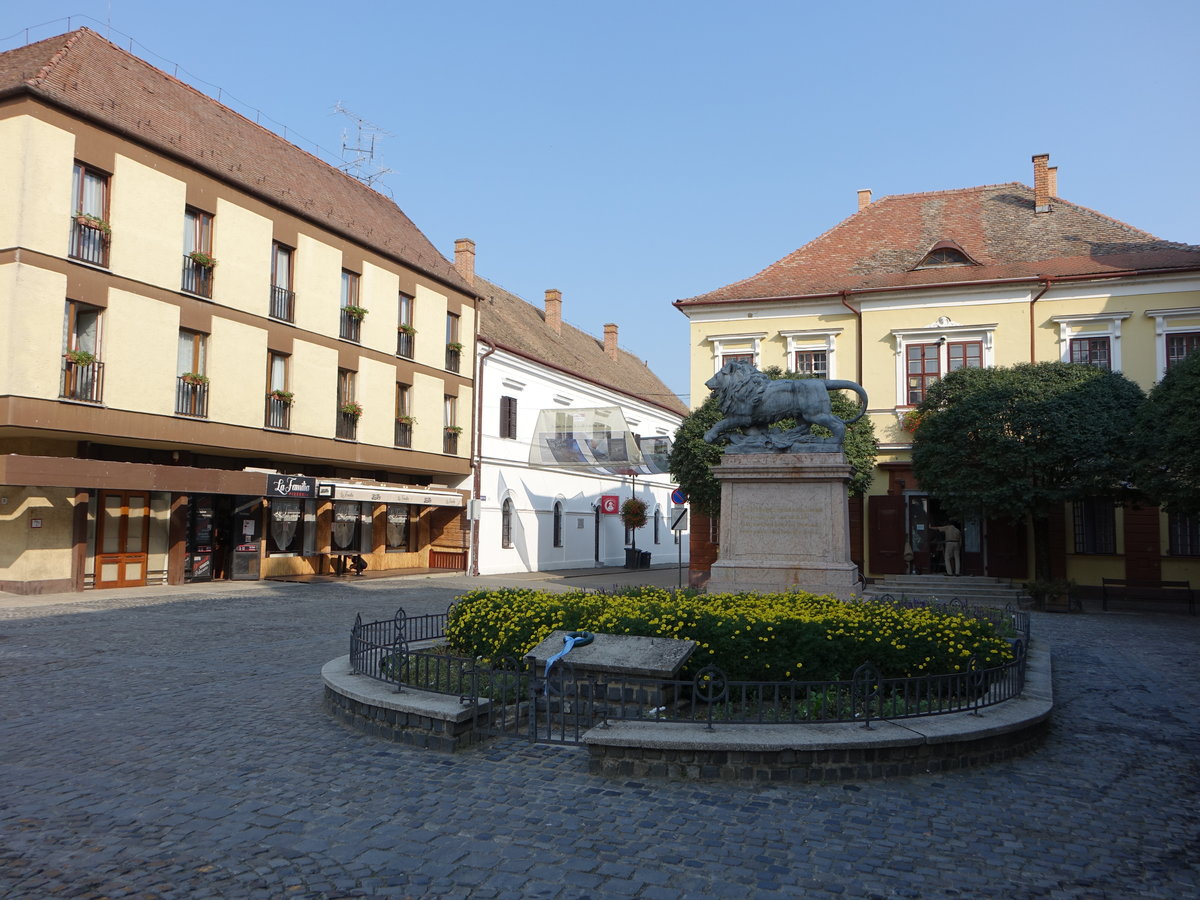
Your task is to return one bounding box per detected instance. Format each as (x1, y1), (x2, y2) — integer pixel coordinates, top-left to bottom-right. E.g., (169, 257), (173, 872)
(1029, 278), (1052, 362)
(839, 290), (863, 383)
(469, 335), (497, 576)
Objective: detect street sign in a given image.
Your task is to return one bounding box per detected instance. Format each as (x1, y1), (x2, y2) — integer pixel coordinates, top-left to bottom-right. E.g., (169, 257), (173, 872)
(670, 488), (687, 505)
(670, 505), (688, 532)
(599, 495), (619, 514)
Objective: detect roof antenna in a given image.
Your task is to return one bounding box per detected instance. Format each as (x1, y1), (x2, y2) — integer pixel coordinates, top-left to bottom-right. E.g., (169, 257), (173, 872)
(332, 102), (393, 189)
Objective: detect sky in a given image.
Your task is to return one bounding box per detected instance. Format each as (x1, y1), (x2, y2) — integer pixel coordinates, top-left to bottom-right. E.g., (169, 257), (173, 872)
(5, 1), (1198, 406)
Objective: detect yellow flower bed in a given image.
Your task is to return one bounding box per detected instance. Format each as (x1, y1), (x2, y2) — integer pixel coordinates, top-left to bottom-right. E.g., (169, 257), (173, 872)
(446, 587), (1012, 681)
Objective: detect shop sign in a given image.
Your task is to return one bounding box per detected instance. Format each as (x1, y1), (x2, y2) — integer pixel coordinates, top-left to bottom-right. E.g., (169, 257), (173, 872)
(599, 495), (619, 514)
(266, 475), (316, 498)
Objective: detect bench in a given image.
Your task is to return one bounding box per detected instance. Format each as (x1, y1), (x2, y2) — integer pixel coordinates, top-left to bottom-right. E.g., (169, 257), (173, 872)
(1101, 578), (1194, 615)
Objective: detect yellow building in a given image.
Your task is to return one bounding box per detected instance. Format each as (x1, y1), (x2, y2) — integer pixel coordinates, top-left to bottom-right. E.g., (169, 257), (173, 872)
(0, 29), (476, 593)
(675, 155), (1200, 590)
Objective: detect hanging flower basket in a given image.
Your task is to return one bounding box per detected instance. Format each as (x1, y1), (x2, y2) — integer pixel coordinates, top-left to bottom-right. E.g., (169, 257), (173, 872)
(74, 212), (111, 236)
(620, 497), (648, 531)
(340, 401), (363, 417)
(344, 305), (369, 321)
(65, 349), (96, 366)
(268, 389), (294, 404)
(181, 372), (209, 385)
(188, 250), (217, 268)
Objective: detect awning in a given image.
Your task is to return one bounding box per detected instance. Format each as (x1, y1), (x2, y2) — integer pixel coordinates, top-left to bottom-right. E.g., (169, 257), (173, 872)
(316, 482), (465, 507)
(527, 407), (672, 476)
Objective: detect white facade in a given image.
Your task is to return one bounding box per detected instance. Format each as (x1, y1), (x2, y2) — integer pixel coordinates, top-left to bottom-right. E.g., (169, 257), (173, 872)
(471, 348), (688, 575)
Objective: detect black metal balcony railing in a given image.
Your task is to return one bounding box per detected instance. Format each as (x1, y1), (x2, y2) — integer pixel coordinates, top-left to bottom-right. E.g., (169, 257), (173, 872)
(270, 285), (295, 321)
(68, 218), (108, 266)
(340, 310), (362, 342)
(394, 420), (413, 448)
(61, 358), (104, 403)
(445, 347), (461, 372)
(175, 377), (209, 418)
(443, 431), (459, 455)
(396, 331), (414, 359)
(265, 395), (291, 430)
(181, 255), (214, 298)
(337, 411), (359, 441)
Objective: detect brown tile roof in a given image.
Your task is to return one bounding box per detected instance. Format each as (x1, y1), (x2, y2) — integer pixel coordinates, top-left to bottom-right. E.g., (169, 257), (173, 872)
(1, 29), (473, 295)
(474, 276), (688, 417)
(677, 182), (1200, 306)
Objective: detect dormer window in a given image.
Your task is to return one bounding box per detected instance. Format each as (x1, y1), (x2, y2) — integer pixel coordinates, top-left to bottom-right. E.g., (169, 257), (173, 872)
(913, 240), (978, 270)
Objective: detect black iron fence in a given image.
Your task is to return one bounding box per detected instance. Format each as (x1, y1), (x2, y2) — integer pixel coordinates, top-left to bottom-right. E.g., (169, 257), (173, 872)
(348, 597), (1032, 744)
(270, 285), (294, 321)
(181, 255), (214, 297)
(68, 218), (108, 266)
(61, 358), (104, 403)
(175, 377), (208, 417)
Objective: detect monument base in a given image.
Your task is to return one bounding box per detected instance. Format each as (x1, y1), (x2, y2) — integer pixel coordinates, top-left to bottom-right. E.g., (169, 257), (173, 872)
(706, 452), (861, 600)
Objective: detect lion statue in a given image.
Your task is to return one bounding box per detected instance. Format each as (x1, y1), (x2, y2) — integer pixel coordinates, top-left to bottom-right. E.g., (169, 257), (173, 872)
(703, 361), (868, 449)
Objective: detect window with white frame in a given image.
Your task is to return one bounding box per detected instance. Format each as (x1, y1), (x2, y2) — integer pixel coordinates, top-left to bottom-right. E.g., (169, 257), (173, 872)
(781, 329), (841, 379)
(891, 319), (996, 408)
(1166, 332), (1200, 371)
(706, 332), (766, 372)
(1051, 313), (1130, 372)
(1146, 308), (1200, 379)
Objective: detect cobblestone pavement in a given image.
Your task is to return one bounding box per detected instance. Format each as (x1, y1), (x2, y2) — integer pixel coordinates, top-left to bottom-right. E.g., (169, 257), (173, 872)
(1, 575), (1198, 899)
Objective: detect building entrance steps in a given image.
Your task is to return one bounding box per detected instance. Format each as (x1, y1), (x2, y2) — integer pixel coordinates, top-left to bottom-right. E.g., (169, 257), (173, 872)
(861, 574), (1028, 608)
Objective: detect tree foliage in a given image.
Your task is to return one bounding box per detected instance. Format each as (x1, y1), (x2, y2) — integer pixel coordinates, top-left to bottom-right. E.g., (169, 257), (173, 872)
(911, 362), (1145, 577)
(668, 368), (877, 517)
(1133, 350), (1200, 515)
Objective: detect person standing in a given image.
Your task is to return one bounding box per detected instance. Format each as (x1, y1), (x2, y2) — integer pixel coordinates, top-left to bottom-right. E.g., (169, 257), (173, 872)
(930, 522), (963, 576)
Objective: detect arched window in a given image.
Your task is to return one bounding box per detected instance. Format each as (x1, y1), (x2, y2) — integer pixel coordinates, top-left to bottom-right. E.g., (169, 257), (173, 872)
(501, 499), (514, 549)
(553, 501), (564, 548)
(912, 240), (978, 270)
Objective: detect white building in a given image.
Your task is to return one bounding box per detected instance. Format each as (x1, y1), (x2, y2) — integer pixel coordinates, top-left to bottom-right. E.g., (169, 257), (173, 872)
(452, 241), (690, 575)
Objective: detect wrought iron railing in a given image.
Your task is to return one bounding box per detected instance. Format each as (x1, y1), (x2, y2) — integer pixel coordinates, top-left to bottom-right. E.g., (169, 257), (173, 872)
(61, 358), (104, 403)
(175, 377), (208, 418)
(394, 420), (413, 448)
(396, 331), (414, 359)
(445, 347), (461, 372)
(270, 285), (295, 321)
(443, 431), (459, 455)
(181, 255), (214, 297)
(336, 411), (358, 441)
(339, 310), (361, 342)
(265, 395), (291, 430)
(68, 218), (108, 266)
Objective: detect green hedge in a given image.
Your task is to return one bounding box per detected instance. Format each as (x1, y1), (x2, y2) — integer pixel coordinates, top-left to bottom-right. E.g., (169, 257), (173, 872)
(445, 586), (1012, 682)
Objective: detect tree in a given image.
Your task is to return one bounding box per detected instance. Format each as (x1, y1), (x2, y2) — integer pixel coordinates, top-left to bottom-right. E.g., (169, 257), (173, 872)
(1133, 350), (1200, 515)
(668, 368), (877, 517)
(911, 362), (1145, 579)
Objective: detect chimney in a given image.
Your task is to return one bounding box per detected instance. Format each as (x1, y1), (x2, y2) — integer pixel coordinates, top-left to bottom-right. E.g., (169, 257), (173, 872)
(857, 189), (872, 211)
(1032, 154), (1051, 214)
(603, 323), (618, 361)
(453, 238), (475, 284)
(1047, 165), (1058, 199)
(544, 289), (562, 334)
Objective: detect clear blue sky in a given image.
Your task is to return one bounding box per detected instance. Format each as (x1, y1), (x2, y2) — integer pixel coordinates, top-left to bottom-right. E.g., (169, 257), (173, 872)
(6, 2), (1198, 406)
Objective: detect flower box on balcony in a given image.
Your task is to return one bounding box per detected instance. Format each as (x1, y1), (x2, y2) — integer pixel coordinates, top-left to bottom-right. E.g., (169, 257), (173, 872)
(340, 401), (363, 417)
(65, 349), (96, 366)
(181, 372), (209, 385)
(395, 415), (417, 426)
(74, 212), (111, 236)
(444, 425), (463, 435)
(268, 389), (294, 404)
(446, 341), (464, 352)
(344, 305), (369, 321)
(188, 250), (217, 268)
(398, 323), (416, 336)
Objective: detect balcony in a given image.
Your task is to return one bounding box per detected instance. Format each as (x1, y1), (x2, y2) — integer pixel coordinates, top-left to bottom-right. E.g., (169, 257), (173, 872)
(181, 254), (214, 298)
(340, 309), (362, 342)
(175, 377), (209, 418)
(68, 216), (109, 266)
(394, 419), (413, 448)
(336, 411), (359, 441)
(265, 395), (291, 430)
(396, 330), (414, 359)
(443, 429), (460, 455)
(270, 285), (295, 321)
(445, 346), (461, 372)
(61, 357), (104, 403)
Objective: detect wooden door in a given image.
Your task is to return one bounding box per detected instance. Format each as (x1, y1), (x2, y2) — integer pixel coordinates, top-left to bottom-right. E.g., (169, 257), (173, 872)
(985, 516), (1028, 579)
(95, 491), (150, 588)
(1123, 503), (1162, 583)
(868, 494), (907, 575)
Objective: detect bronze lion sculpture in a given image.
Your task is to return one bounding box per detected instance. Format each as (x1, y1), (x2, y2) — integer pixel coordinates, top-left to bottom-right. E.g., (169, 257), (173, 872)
(703, 361), (868, 448)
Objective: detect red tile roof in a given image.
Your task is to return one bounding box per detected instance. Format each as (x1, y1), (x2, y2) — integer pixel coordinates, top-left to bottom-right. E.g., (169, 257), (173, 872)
(0, 29), (473, 295)
(677, 182), (1200, 307)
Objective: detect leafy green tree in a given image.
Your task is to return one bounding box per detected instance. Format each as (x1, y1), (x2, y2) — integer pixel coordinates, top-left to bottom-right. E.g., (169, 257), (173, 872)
(1133, 350), (1200, 515)
(911, 362), (1145, 579)
(669, 368), (877, 517)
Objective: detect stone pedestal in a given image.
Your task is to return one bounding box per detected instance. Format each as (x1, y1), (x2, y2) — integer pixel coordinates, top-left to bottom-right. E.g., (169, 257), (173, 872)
(706, 452), (860, 599)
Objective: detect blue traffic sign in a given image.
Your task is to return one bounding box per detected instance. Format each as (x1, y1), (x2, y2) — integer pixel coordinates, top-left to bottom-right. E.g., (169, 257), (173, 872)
(670, 488), (687, 505)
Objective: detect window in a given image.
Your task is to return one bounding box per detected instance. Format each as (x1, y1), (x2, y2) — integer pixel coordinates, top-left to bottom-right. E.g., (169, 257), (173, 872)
(385, 504), (412, 551)
(267, 499), (316, 556)
(182, 207), (215, 297)
(1168, 512), (1200, 556)
(947, 341), (983, 372)
(654, 509), (662, 545)
(1166, 332), (1200, 371)
(914, 245), (975, 269)
(270, 243), (294, 321)
(62, 300), (103, 402)
(1073, 498), (1116, 554)
(445, 312), (462, 372)
(793, 350), (828, 376)
(501, 498), (514, 548)
(266, 352), (290, 429)
(176, 330), (208, 418)
(69, 162), (109, 266)
(395, 383), (413, 448)
(720, 352), (755, 367)
(906, 343), (940, 405)
(337, 369), (358, 440)
(500, 395), (518, 439)
(444, 394), (459, 454)
(706, 332), (766, 372)
(397, 292), (415, 358)
(340, 271), (362, 342)
(553, 501), (564, 548)
(1070, 337), (1111, 370)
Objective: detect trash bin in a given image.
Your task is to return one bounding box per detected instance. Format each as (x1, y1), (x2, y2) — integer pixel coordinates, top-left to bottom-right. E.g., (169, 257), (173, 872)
(624, 548), (640, 569)
(639, 550), (651, 569)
